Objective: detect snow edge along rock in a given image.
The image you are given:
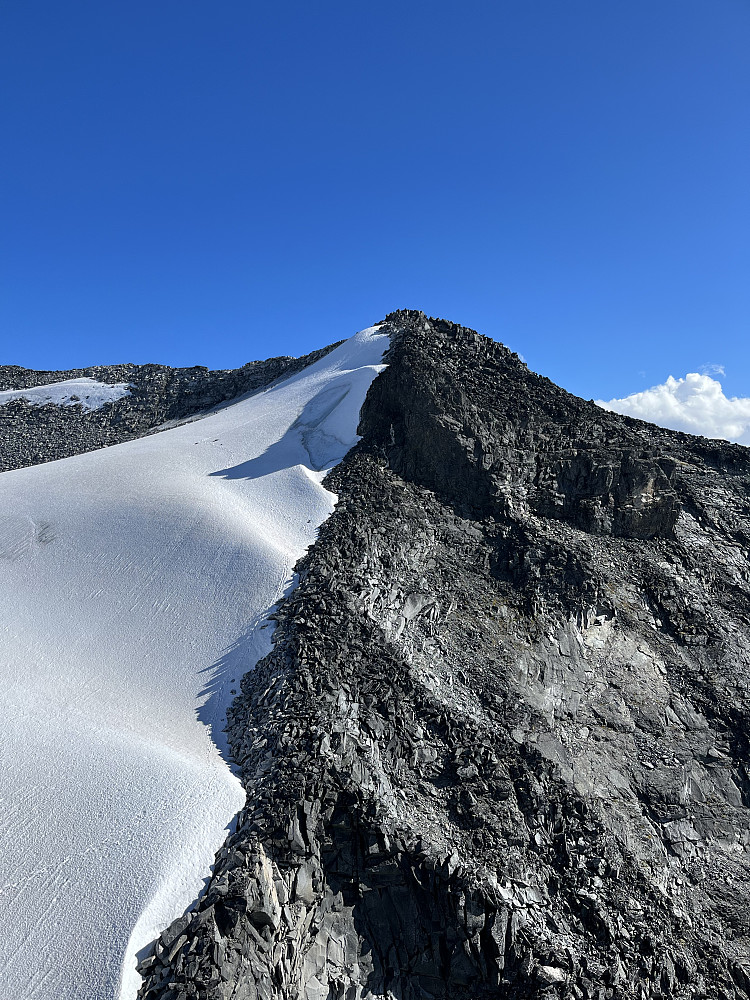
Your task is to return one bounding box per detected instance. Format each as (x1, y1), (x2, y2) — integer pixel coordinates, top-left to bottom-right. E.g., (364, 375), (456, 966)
(0, 326), (383, 1000)
(111, 322), (391, 1000)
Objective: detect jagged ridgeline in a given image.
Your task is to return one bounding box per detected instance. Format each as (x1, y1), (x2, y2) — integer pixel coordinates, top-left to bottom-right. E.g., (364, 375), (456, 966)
(138, 311), (750, 1000)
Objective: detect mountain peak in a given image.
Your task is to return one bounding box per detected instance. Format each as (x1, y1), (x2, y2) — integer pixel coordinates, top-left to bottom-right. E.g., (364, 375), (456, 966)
(136, 313), (750, 1000)
(4, 315), (750, 1000)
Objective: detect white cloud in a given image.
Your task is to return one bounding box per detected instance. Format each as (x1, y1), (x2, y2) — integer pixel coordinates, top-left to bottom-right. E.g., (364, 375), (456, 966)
(700, 362), (726, 377)
(596, 373), (750, 446)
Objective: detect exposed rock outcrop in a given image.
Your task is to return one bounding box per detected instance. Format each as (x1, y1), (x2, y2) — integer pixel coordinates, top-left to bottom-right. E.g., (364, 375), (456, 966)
(131, 311), (750, 999)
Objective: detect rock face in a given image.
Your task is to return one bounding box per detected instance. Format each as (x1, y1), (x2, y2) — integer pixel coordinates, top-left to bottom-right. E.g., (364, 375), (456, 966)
(0, 344), (339, 473)
(90, 312), (750, 998)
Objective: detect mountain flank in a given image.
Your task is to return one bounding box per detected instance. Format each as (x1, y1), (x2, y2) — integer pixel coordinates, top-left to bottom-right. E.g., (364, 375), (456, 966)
(0, 344), (338, 473)
(132, 311), (750, 999)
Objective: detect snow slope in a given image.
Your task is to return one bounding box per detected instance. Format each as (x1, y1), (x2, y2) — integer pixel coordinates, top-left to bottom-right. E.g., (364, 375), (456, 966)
(0, 326), (388, 1000)
(0, 377), (131, 409)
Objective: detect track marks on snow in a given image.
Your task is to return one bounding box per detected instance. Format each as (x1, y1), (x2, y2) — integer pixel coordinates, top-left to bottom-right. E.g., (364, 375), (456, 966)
(0, 516), (54, 560)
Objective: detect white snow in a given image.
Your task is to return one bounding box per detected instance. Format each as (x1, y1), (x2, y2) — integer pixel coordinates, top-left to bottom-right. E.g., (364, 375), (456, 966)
(0, 377), (132, 410)
(0, 326), (388, 1000)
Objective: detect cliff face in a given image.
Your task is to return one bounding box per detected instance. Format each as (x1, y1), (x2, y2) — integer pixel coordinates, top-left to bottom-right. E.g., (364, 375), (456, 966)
(0, 345), (339, 472)
(133, 311), (750, 1000)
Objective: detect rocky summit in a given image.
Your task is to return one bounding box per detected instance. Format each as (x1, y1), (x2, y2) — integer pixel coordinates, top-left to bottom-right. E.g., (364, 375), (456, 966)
(8, 311), (750, 999)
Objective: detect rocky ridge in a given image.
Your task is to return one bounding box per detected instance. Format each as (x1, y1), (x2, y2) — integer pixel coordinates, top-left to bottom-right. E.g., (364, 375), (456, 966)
(0, 344), (339, 473)
(134, 311), (750, 999)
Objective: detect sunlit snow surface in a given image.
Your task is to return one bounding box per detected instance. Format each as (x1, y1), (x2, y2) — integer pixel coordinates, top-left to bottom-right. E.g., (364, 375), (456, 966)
(0, 326), (388, 1000)
(0, 377), (132, 409)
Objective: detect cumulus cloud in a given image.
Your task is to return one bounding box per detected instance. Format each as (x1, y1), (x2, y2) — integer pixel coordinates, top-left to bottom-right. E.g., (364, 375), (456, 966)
(596, 373), (750, 446)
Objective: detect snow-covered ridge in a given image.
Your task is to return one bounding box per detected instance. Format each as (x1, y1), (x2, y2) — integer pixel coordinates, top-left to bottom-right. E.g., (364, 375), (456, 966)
(0, 376), (132, 410)
(0, 325), (388, 1000)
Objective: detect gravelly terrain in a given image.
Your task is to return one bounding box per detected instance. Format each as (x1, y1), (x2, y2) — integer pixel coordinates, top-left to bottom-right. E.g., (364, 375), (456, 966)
(136, 311), (750, 1000)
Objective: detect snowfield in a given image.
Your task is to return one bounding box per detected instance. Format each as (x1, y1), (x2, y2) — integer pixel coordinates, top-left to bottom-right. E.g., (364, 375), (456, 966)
(0, 376), (132, 409)
(0, 326), (388, 1000)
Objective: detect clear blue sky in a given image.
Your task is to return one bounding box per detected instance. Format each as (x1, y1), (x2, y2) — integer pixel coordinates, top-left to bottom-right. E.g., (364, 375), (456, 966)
(1, 1), (748, 401)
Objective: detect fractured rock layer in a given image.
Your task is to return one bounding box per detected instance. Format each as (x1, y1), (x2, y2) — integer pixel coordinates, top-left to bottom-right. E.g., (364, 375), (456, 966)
(139, 312), (750, 999)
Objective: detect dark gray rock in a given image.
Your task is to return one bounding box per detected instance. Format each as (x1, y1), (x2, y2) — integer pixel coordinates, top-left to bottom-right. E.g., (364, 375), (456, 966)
(123, 311), (750, 998)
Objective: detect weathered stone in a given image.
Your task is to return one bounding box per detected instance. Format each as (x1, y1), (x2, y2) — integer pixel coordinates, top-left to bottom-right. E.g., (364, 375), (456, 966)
(537, 964), (567, 985)
(246, 848), (281, 931)
(293, 864), (316, 906)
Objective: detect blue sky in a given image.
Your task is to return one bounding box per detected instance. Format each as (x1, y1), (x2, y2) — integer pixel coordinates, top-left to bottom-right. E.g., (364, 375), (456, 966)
(1, 1), (748, 405)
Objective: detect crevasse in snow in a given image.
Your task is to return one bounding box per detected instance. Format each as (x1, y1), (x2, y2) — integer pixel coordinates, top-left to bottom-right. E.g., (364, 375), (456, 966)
(0, 325), (388, 1000)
